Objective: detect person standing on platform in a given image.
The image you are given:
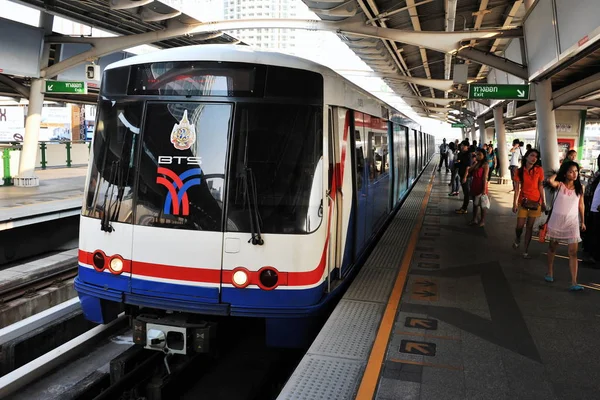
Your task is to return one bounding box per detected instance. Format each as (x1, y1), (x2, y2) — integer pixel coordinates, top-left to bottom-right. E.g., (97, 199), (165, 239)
(545, 161), (586, 291)
(468, 149), (489, 227)
(509, 139), (522, 192)
(583, 174), (600, 264)
(512, 148), (545, 258)
(455, 141), (472, 214)
(486, 145), (496, 181)
(438, 138), (450, 173)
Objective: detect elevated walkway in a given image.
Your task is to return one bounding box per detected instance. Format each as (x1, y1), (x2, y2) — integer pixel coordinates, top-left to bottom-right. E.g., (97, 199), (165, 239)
(280, 160), (600, 400)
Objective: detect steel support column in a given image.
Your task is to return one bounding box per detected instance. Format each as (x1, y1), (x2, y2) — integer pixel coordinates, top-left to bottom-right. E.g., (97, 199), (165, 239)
(577, 110), (586, 162)
(478, 117), (486, 148)
(493, 107), (510, 182)
(535, 79), (559, 175)
(15, 12), (53, 187)
(471, 126), (477, 142)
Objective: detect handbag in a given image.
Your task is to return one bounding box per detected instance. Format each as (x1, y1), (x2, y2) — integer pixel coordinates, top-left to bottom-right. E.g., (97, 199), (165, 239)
(480, 194), (490, 210)
(538, 192), (557, 243)
(521, 197), (540, 210)
(538, 223), (548, 243)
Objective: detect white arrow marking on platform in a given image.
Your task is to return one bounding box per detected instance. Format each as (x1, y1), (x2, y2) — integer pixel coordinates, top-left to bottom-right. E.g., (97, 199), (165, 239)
(517, 89), (525, 98)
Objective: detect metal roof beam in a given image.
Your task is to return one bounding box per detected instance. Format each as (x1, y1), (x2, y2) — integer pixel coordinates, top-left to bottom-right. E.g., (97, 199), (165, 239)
(475, 1), (523, 80)
(401, 95), (460, 106)
(140, 8), (182, 22)
(0, 75), (30, 98)
(109, 0), (154, 10)
(456, 47), (528, 80)
(308, 1), (357, 18)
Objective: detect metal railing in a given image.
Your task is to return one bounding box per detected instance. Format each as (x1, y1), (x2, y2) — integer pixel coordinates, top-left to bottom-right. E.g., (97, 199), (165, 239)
(1, 140), (91, 186)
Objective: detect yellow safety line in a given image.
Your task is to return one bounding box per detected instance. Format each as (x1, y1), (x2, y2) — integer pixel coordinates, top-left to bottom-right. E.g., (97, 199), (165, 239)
(355, 170), (436, 400)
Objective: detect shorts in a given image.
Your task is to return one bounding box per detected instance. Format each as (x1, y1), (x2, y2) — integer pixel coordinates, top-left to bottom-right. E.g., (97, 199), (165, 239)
(517, 205), (542, 218)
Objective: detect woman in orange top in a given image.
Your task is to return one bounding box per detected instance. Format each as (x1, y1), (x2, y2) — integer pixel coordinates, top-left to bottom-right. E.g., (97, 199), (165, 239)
(512, 149), (546, 258)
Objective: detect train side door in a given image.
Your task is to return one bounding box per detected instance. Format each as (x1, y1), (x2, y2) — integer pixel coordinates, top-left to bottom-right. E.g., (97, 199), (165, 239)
(352, 112), (368, 258)
(129, 102), (231, 303)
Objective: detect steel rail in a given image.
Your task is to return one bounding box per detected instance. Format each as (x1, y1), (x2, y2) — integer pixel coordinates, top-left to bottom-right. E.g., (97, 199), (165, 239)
(0, 313), (127, 398)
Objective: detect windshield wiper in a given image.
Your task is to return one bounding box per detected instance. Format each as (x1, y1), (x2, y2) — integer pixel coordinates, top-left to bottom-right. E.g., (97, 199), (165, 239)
(243, 166), (264, 245)
(241, 119), (263, 246)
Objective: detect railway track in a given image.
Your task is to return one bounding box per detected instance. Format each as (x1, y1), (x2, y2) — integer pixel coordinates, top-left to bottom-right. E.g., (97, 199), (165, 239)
(0, 310), (304, 400)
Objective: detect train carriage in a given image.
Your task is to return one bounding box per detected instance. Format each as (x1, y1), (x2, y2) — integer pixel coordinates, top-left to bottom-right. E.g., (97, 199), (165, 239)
(75, 45), (434, 352)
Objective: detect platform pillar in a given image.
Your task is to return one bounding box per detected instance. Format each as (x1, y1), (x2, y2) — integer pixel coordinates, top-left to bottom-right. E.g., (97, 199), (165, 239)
(493, 107), (510, 183)
(477, 117), (486, 148)
(535, 79), (559, 176)
(470, 125), (477, 142)
(15, 12), (53, 187)
(577, 110), (586, 162)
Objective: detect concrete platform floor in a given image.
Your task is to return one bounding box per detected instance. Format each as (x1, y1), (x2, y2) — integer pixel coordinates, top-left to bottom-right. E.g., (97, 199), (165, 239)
(0, 167), (86, 221)
(377, 170), (600, 400)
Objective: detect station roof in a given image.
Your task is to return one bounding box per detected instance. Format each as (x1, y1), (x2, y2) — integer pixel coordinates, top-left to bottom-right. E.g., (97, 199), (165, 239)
(1, 0), (242, 103)
(304, 0), (600, 130)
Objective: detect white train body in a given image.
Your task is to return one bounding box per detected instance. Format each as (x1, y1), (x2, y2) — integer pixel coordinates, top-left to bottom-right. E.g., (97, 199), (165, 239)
(75, 45), (433, 350)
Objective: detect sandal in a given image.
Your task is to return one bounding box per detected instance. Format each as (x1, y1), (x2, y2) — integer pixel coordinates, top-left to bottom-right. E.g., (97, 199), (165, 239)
(544, 275), (554, 283)
(569, 284), (584, 292)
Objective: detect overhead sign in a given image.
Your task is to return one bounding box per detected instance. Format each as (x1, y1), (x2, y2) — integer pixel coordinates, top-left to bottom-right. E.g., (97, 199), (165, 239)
(45, 81), (88, 94)
(506, 100), (516, 118)
(468, 84), (530, 100)
(451, 123), (466, 128)
(0, 106), (25, 142)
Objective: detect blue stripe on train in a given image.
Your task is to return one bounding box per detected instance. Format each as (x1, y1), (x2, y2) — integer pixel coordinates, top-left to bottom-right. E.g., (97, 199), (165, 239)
(77, 265), (327, 316)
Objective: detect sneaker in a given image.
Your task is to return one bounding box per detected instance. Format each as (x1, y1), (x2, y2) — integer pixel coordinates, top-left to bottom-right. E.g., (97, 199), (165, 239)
(453, 192), (459, 196)
(512, 240), (520, 249)
(523, 253), (532, 259)
(448, 192), (455, 196)
(455, 208), (467, 214)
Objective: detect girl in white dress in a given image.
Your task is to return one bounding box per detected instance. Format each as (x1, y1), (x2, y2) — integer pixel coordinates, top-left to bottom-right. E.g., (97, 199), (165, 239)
(546, 161), (586, 291)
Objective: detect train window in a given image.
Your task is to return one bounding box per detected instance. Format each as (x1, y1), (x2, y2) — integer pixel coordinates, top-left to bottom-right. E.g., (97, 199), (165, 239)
(354, 127), (365, 191)
(128, 62), (265, 97)
(227, 103), (323, 234)
(134, 102), (231, 231)
(101, 67), (130, 96)
(264, 66), (323, 101)
(83, 100), (141, 223)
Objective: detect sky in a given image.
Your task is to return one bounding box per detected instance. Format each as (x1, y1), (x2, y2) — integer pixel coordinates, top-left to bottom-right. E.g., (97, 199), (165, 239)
(0, 0), (460, 138)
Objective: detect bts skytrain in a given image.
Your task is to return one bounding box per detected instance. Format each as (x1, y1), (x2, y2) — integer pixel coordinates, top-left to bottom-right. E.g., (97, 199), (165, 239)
(75, 45), (434, 352)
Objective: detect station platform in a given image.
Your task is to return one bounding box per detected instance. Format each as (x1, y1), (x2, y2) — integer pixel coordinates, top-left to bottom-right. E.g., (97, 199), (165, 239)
(280, 159), (600, 400)
(0, 168), (86, 230)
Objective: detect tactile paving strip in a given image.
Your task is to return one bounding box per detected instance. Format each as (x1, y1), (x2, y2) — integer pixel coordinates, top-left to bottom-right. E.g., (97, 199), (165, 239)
(308, 300), (385, 360)
(343, 268), (398, 303)
(277, 355), (363, 400)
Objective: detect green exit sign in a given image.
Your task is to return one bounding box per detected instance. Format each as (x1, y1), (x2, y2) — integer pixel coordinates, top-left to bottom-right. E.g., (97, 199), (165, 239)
(45, 80), (87, 94)
(451, 123), (466, 128)
(468, 84), (529, 100)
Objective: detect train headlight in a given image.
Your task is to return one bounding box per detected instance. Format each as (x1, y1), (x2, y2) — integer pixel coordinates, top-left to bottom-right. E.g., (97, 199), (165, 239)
(232, 268), (249, 288)
(258, 267), (279, 290)
(109, 256), (124, 274)
(92, 251), (106, 271)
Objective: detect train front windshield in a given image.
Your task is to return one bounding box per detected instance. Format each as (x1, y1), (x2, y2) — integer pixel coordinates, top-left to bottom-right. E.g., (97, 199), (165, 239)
(83, 61), (324, 235)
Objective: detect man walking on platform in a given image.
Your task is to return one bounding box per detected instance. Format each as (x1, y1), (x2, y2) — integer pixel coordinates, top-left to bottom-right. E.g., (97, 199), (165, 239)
(438, 138), (450, 173)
